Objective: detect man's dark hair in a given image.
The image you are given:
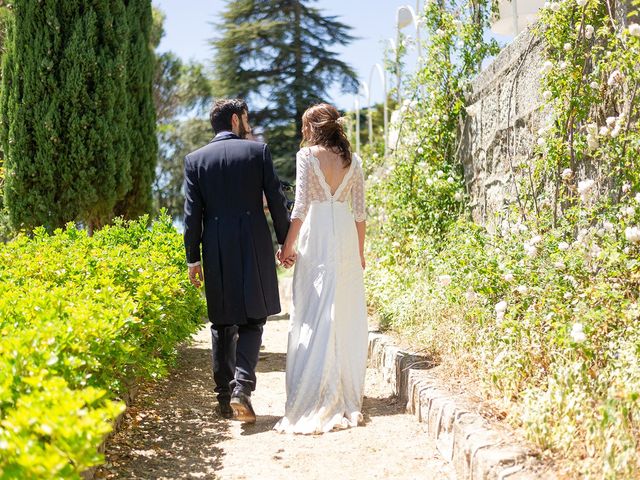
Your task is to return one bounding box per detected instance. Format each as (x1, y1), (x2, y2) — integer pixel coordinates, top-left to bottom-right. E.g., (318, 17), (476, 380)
(209, 98), (248, 134)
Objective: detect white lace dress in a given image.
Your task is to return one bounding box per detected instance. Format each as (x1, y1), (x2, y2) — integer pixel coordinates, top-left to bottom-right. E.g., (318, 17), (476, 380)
(274, 147), (368, 434)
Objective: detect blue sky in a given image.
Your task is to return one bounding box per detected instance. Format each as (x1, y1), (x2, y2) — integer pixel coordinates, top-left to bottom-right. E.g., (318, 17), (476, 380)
(153, 0), (426, 111)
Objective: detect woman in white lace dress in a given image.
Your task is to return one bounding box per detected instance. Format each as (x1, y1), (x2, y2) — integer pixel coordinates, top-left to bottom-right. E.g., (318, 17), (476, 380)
(274, 103), (368, 434)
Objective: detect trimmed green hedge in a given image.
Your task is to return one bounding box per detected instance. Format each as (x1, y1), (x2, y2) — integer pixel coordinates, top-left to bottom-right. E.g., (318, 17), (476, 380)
(0, 215), (205, 478)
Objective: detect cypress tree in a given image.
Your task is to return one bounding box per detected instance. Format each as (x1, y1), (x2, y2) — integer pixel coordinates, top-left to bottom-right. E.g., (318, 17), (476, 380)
(114, 0), (157, 220)
(0, 0), (131, 232)
(211, 0), (358, 178)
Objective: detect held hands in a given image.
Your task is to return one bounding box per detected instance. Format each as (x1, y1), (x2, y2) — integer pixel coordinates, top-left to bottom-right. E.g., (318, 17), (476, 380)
(188, 265), (203, 288)
(277, 245), (297, 269)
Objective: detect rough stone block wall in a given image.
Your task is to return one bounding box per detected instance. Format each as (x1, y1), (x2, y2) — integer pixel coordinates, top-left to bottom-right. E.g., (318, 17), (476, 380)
(457, 27), (547, 228)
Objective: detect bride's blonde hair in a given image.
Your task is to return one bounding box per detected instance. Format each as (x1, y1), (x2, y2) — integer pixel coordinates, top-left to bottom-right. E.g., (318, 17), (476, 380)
(301, 103), (352, 167)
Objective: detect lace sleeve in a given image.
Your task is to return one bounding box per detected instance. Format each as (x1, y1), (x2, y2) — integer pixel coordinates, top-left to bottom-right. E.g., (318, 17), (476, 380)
(291, 149), (310, 222)
(351, 155), (367, 222)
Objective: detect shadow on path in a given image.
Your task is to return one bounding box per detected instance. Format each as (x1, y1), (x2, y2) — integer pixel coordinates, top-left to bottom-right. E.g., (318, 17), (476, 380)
(97, 343), (230, 479)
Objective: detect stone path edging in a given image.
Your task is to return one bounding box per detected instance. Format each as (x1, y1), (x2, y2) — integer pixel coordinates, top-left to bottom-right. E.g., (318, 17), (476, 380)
(368, 332), (556, 480)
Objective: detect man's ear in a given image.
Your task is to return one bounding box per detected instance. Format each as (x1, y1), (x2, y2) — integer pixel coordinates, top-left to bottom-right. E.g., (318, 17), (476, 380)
(231, 113), (239, 129)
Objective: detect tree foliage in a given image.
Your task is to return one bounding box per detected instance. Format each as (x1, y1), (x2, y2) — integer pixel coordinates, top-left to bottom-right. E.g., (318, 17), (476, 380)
(211, 0), (358, 178)
(0, 0), (156, 233)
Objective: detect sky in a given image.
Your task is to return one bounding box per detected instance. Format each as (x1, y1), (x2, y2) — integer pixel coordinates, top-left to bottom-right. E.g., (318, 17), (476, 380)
(153, 0), (427, 111)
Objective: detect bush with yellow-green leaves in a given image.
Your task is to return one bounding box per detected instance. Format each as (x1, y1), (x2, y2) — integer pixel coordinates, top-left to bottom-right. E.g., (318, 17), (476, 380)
(0, 215), (205, 478)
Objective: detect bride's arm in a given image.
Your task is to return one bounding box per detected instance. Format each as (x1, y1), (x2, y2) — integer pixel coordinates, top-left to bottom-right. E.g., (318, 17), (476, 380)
(279, 151), (309, 265)
(352, 156), (367, 269)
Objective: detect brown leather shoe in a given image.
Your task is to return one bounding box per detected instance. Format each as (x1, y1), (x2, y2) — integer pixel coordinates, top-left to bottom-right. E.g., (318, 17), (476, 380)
(230, 391), (256, 423)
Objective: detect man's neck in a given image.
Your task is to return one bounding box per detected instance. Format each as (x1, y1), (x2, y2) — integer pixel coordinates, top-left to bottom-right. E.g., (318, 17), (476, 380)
(215, 130), (235, 138)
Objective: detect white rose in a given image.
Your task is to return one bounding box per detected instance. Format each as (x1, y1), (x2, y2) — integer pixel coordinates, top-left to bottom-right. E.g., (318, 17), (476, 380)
(585, 25), (594, 39)
(417, 146), (424, 155)
(578, 179), (595, 201)
(599, 126), (610, 136)
(606, 116), (617, 127)
(587, 134), (599, 150)
(558, 241), (570, 251)
(503, 273), (515, 282)
(629, 23), (640, 37)
(559, 61), (568, 70)
(570, 323), (586, 342)
(561, 168), (573, 180)
(576, 0), (587, 6)
(541, 60), (554, 74)
(543, 90), (553, 100)
(537, 137), (547, 146)
(624, 206), (636, 217)
(625, 226), (640, 243)
(524, 243), (538, 257)
(554, 261), (566, 270)
(564, 42), (572, 51)
(436, 170), (444, 177)
(447, 177), (455, 184)
(454, 191), (464, 202)
(495, 301), (508, 313)
(622, 182), (631, 193)
(438, 274), (452, 286)
(564, 291), (573, 300)
(635, 192), (640, 203)
(610, 126), (621, 138)
(608, 69), (625, 86)
(516, 285), (528, 294)
(530, 235), (543, 245)
(590, 81), (599, 89)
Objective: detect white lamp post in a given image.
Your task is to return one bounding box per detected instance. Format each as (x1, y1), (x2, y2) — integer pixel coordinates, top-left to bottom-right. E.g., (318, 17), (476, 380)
(395, 2), (422, 104)
(490, 0), (544, 37)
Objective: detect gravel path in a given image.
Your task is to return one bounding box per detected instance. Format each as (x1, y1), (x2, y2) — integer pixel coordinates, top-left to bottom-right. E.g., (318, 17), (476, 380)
(97, 317), (454, 480)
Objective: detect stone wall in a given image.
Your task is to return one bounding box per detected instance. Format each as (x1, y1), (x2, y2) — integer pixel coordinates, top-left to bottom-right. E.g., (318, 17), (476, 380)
(457, 1), (636, 229)
(457, 26), (547, 228)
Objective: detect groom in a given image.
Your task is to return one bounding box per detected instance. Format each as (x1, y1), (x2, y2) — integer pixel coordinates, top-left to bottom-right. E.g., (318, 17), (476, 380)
(183, 98), (291, 423)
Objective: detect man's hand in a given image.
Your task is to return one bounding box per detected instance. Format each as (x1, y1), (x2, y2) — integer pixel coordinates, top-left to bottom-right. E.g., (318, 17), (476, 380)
(188, 265), (203, 288)
(276, 247), (297, 269)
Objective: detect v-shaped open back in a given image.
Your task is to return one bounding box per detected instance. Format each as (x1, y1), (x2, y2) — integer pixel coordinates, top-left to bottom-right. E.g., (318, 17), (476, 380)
(309, 148), (354, 198)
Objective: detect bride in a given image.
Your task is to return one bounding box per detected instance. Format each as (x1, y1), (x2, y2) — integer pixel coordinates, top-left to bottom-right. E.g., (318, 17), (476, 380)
(274, 103), (368, 434)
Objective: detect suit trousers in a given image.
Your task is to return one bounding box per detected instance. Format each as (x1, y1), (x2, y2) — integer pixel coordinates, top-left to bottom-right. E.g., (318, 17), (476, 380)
(210, 319), (265, 402)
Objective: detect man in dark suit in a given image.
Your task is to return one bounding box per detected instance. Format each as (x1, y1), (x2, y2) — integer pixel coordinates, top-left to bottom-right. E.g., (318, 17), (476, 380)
(183, 98), (291, 423)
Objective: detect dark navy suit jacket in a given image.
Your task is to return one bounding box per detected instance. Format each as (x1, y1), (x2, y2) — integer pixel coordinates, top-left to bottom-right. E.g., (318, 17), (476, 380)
(183, 133), (290, 325)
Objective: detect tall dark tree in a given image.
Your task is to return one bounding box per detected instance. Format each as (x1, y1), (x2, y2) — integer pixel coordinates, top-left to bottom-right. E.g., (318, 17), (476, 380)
(211, 0), (358, 177)
(0, 0), (131, 232)
(151, 7), (213, 221)
(114, 0), (158, 220)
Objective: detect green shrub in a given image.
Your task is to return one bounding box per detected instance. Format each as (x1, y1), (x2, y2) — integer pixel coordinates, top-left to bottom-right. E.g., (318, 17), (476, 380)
(0, 214), (205, 478)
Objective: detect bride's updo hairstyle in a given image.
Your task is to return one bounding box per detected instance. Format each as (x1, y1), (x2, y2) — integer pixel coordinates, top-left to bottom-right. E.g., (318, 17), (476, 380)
(301, 103), (352, 167)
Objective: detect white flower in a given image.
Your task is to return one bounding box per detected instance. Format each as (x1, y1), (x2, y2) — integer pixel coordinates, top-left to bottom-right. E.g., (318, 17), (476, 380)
(456, 40), (464, 49)
(447, 177), (455, 184)
(590, 81), (599, 89)
(454, 191), (464, 202)
(516, 285), (528, 294)
(417, 146), (424, 155)
(40, 424), (53, 435)
(530, 235), (543, 245)
(625, 226), (640, 243)
(608, 69), (625, 86)
(599, 126), (610, 136)
(624, 206), (636, 217)
(541, 60), (554, 74)
(559, 61), (568, 70)
(550, 1), (561, 11)
(554, 261), (566, 270)
(576, 0), (587, 6)
(495, 301), (508, 313)
(570, 322), (586, 342)
(558, 241), (570, 251)
(590, 243), (602, 257)
(606, 116), (617, 127)
(438, 274), (452, 286)
(426, 178), (434, 186)
(585, 25), (594, 39)
(561, 168), (573, 180)
(564, 291), (573, 300)
(635, 193), (640, 203)
(622, 182), (631, 193)
(564, 42), (572, 51)
(436, 28), (445, 36)
(503, 273), (515, 282)
(436, 170), (444, 177)
(392, 241), (401, 248)
(537, 137), (547, 146)
(465, 288), (477, 302)
(543, 90), (553, 100)
(524, 243), (538, 257)
(610, 126), (621, 138)
(518, 223), (529, 233)
(629, 23), (640, 37)
(577, 179), (595, 201)
(587, 134), (599, 150)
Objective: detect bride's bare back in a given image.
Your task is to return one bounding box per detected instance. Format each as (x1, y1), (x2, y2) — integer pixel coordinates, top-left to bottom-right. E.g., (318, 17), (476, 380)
(310, 146), (350, 196)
